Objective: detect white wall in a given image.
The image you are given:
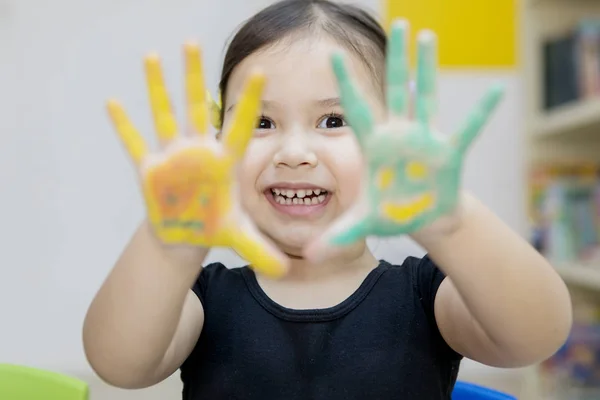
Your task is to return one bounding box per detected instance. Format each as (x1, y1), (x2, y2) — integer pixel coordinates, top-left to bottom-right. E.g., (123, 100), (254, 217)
(0, 0), (526, 398)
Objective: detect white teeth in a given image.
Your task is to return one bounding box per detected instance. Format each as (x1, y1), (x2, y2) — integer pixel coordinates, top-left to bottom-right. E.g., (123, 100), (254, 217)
(271, 191), (328, 206)
(270, 188), (327, 198)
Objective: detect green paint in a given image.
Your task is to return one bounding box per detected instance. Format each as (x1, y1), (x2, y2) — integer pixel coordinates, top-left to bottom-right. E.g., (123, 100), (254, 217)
(162, 220), (204, 230)
(199, 194), (210, 206)
(416, 30), (437, 126)
(453, 83), (504, 153)
(166, 194), (178, 205)
(329, 23), (504, 244)
(331, 53), (374, 146)
(387, 21), (409, 116)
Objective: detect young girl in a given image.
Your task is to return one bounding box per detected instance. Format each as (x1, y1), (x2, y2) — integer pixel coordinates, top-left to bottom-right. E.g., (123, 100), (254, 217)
(83, 0), (573, 399)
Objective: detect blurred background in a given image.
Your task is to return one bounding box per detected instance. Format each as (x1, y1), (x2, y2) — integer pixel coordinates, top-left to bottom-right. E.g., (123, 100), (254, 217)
(1, 0), (599, 398)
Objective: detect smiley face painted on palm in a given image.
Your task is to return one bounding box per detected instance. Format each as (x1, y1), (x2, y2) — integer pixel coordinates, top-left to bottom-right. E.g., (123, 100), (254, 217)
(107, 43), (288, 278)
(326, 20), (504, 245)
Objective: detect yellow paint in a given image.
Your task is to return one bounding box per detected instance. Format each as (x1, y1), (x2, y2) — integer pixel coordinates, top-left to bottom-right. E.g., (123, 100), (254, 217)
(406, 161), (429, 180)
(207, 90), (222, 130)
(377, 167), (395, 189)
(107, 100), (147, 163)
(107, 44), (287, 278)
(383, 0), (517, 68)
(224, 73), (265, 159)
(143, 146), (234, 244)
(184, 43), (208, 135)
(145, 54), (179, 140)
(382, 193), (435, 223)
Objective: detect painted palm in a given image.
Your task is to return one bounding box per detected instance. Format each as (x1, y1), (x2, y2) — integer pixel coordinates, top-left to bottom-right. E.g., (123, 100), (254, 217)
(107, 43), (288, 277)
(327, 20), (504, 246)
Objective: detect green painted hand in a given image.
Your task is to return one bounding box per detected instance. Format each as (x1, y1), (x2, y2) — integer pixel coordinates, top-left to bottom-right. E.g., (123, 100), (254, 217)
(306, 20), (504, 259)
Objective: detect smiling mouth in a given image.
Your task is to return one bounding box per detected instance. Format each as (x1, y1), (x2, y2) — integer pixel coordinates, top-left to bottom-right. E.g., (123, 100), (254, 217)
(382, 193), (435, 223)
(269, 188), (329, 205)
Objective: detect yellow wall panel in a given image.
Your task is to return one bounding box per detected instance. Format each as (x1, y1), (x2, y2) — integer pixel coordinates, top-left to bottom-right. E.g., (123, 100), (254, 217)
(384, 0), (517, 68)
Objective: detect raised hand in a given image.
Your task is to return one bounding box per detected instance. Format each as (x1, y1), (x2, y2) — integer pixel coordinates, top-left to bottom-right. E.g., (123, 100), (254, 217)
(107, 43), (288, 277)
(307, 20), (503, 259)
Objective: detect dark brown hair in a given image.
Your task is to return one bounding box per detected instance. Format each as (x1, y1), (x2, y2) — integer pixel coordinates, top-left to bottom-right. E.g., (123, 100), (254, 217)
(218, 0), (387, 123)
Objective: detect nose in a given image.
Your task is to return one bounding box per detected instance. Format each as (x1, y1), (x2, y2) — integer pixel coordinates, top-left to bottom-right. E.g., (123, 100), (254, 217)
(273, 130), (318, 169)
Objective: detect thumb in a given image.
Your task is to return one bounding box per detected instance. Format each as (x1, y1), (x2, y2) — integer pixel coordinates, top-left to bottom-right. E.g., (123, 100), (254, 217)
(303, 200), (371, 264)
(227, 216), (289, 278)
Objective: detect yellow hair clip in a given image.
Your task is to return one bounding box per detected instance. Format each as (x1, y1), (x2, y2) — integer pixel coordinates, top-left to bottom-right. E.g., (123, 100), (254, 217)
(206, 90), (222, 130)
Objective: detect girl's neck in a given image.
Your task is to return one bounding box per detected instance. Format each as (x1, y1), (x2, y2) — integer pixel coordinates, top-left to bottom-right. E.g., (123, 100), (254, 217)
(253, 242), (379, 310)
(274, 242), (378, 283)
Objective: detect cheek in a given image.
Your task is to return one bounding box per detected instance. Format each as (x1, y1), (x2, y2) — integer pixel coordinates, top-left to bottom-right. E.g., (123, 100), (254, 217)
(325, 136), (365, 208)
(235, 141), (270, 208)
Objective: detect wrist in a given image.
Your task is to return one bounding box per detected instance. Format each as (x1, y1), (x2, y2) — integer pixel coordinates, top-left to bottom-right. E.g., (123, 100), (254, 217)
(143, 220), (209, 272)
(410, 191), (472, 249)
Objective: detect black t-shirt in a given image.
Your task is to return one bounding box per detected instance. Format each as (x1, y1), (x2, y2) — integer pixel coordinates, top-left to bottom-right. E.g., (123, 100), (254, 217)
(180, 256), (462, 400)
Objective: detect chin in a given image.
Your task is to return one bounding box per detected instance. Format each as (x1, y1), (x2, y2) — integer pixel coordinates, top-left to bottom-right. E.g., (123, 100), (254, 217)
(264, 225), (320, 256)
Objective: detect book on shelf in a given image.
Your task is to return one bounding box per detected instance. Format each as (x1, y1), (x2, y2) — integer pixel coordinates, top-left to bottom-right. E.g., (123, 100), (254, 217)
(529, 163), (600, 264)
(543, 19), (600, 111)
(532, 165), (600, 396)
(540, 297), (600, 397)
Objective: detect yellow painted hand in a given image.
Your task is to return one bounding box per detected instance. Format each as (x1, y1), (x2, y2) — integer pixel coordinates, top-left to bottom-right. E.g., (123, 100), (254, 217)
(106, 43), (288, 278)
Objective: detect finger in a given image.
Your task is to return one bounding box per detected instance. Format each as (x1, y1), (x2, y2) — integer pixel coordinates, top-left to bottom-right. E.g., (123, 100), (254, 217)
(207, 90), (223, 130)
(184, 42), (208, 136)
(415, 30), (438, 127)
(227, 219), (289, 278)
(331, 52), (374, 146)
(223, 72), (265, 160)
(304, 203), (371, 264)
(453, 82), (504, 153)
(387, 19), (410, 118)
(145, 54), (179, 144)
(107, 99), (148, 164)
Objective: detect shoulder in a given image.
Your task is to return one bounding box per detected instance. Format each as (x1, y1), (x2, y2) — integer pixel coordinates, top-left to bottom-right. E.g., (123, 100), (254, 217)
(200, 261), (238, 277)
(384, 256), (461, 361)
(199, 262), (249, 279)
(192, 262), (248, 305)
(382, 255), (446, 289)
(380, 256), (448, 320)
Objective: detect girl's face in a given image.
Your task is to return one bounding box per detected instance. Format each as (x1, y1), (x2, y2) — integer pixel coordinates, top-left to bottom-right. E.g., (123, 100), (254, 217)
(223, 36), (383, 256)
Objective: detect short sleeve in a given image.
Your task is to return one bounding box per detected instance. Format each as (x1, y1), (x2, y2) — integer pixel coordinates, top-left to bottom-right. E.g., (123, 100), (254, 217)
(191, 262), (228, 306)
(406, 255), (463, 361)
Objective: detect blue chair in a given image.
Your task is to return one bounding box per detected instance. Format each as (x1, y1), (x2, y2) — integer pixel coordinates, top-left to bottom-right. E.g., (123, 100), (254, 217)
(452, 381), (517, 399)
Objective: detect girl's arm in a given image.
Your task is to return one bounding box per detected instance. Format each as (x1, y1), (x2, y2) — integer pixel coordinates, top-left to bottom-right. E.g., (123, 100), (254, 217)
(83, 221), (207, 389)
(415, 192), (572, 368)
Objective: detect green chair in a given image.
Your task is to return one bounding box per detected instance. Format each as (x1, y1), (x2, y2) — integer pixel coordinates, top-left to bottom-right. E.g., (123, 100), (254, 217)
(0, 363), (89, 400)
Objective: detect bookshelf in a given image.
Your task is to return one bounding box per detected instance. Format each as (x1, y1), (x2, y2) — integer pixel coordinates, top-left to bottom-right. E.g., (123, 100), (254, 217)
(532, 98), (600, 138)
(555, 263), (600, 290)
(522, 0), (600, 398)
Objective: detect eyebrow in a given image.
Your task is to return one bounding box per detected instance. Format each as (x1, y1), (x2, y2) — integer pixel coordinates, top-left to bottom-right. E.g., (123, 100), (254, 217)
(225, 100), (281, 114)
(225, 97), (342, 113)
(315, 97), (341, 108)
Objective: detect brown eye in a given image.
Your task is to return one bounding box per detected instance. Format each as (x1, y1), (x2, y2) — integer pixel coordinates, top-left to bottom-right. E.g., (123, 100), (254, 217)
(256, 116), (275, 130)
(317, 113), (347, 129)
